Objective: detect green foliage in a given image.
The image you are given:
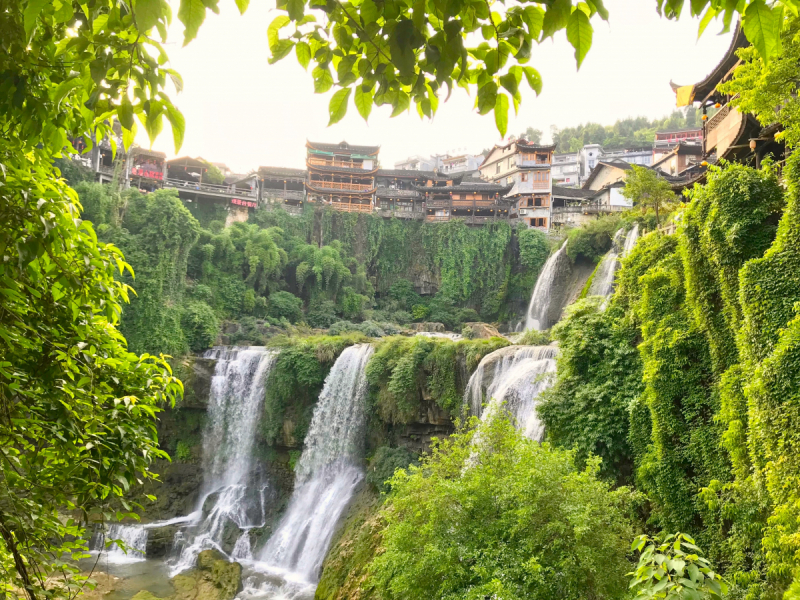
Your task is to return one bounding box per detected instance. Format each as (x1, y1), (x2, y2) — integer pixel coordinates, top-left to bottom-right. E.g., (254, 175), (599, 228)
(566, 215), (622, 262)
(175, 441), (192, 462)
(629, 533), (728, 600)
(622, 166), (678, 226)
(539, 296), (642, 482)
(517, 328), (551, 346)
(181, 301), (220, 353)
(268, 291), (303, 323)
(202, 162), (225, 185)
(0, 147), (182, 600)
(367, 336), (509, 421)
(367, 447), (417, 493)
(369, 415), (636, 600)
(262, 334), (365, 444)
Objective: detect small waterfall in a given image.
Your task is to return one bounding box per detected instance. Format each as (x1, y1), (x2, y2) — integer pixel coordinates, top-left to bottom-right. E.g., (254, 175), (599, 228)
(258, 344), (374, 584)
(169, 347), (277, 575)
(623, 223), (640, 256)
(415, 331), (463, 341)
(525, 241), (571, 331)
(588, 228), (625, 298)
(92, 524), (149, 563)
(464, 345), (558, 440)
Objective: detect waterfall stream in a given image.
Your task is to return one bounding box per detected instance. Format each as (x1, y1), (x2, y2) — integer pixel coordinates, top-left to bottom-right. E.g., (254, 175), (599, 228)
(169, 347), (277, 575)
(587, 228), (626, 298)
(623, 223), (640, 256)
(256, 344), (374, 585)
(525, 240), (571, 331)
(464, 345), (558, 440)
(91, 524), (150, 564)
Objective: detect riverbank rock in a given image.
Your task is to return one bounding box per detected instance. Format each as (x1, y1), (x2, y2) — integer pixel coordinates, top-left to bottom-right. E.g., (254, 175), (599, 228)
(462, 322), (501, 339)
(171, 550), (243, 600)
(81, 572), (122, 600)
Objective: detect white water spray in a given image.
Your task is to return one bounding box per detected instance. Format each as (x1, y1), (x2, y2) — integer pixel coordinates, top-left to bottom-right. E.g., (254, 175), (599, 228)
(91, 524), (149, 564)
(464, 345), (558, 440)
(169, 347), (277, 575)
(257, 344), (374, 585)
(525, 241), (571, 331)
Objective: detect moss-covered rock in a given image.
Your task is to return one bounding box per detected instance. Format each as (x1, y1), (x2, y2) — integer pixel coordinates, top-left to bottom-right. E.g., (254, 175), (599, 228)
(315, 486), (383, 600)
(170, 549), (242, 600)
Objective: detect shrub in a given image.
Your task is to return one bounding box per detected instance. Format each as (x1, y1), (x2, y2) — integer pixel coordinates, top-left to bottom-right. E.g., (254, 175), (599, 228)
(329, 321), (359, 336)
(566, 215), (623, 263)
(389, 278), (421, 310)
(306, 299), (339, 328)
(175, 440), (192, 462)
(390, 310), (412, 325)
(360, 320), (385, 338)
(518, 328), (550, 346)
(367, 446), (417, 493)
(181, 301), (220, 353)
(268, 290), (303, 323)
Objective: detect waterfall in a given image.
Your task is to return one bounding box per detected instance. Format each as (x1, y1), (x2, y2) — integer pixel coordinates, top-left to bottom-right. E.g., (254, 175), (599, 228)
(623, 223), (640, 256)
(587, 228), (626, 298)
(169, 347), (277, 575)
(525, 240), (571, 331)
(464, 345), (558, 441)
(92, 524), (149, 564)
(257, 344), (374, 584)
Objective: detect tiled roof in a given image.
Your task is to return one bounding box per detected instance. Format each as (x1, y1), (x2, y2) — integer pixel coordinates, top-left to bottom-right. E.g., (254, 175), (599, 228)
(552, 185), (596, 199)
(259, 166), (307, 178)
(307, 140), (380, 155)
(376, 169), (438, 179)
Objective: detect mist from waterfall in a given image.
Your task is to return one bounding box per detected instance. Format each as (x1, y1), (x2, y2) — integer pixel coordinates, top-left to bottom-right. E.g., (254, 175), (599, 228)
(91, 524), (149, 564)
(525, 240), (570, 331)
(256, 344), (373, 586)
(464, 345), (558, 441)
(169, 347), (277, 575)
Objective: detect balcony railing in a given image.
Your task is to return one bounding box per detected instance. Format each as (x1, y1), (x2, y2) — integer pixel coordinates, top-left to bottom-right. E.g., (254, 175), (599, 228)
(163, 178), (258, 198)
(425, 199), (451, 208)
(308, 180), (374, 192)
(551, 204), (627, 217)
(97, 164), (115, 175)
(519, 159), (551, 167)
(307, 157), (371, 169)
(328, 202), (373, 213)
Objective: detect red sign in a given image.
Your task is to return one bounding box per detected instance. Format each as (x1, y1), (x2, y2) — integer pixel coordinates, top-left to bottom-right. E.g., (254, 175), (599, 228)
(231, 198), (257, 208)
(132, 167), (163, 180)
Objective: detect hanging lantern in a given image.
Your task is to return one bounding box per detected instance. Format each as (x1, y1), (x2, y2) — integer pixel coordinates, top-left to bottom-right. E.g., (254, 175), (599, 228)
(714, 102), (721, 109)
(701, 114), (708, 121)
(701, 160), (709, 167)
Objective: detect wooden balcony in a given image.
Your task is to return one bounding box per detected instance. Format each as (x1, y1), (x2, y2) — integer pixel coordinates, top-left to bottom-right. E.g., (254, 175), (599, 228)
(531, 180), (551, 190)
(308, 180), (374, 192)
(425, 199), (451, 208)
(705, 104), (746, 158)
(307, 157), (370, 169)
(329, 202), (372, 213)
(163, 178), (258, 199)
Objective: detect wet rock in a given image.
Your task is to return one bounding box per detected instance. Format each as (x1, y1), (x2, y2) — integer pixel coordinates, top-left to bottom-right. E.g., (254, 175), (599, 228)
(132, 592), (165, 600)
(175, 357), (216, 409)
(462, 322), (501, 339)
(145, 524), (178, 558)
(171, 549), (243, 600)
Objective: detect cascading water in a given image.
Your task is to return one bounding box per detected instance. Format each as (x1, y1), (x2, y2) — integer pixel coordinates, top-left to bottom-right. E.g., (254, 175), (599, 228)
(464, 345), (558, 440)
(525, 240), (571, 331)
(92, 524), (149, 564)
(623, 223), (640, 256)
(587, 228), (626, 298)
(169, 347), (277, 575)
(255, 344), (374, 588)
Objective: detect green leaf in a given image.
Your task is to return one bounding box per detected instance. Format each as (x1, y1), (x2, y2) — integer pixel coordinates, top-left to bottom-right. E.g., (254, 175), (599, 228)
(354, 85), (373, 121)
(165, 104), (185, 152)
(134, 0), (164, 32)
(269, 40), (294, 63)
(390, 91), (410, 117)
(542, 0), (572, 39)
(118, 97), (135, 131)
(328, 88), (351, 125)
(122, 122), (137, 152)
(234, 0), (250, 13)
(697, 4), (717, 37)
(743, 0), (781, 63)
(499, 73), (519, 97)
(361, 0), (380, 24)
(566, 9), (593, 68)
(313, 66), (334, 93)
(23, 0), (50, 40)
(587, 0), (609, 19)
(178, 0), (206, 46)
(296, 42), (311, 69)
(287, 0), (304, 20)
(522, 6), (545, 39)
(523, 66), (542, 95)
(92, 14), (109, 36)
(268, 16), (291, 49)
(495, 92), (509, 136)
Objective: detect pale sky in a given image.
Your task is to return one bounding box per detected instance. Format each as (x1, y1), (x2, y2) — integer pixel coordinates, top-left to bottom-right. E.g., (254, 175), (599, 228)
(139, 0), (734, 172)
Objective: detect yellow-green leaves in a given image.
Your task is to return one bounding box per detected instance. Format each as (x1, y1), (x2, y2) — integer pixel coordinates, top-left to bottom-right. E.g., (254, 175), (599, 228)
(165, 104), (186, 152)
(355, 85), (373, 121)
(313, 66), (334, 93)
(495, 93), (509, 137)
(134, 0), (167, 33)
(743, 0), (783, 63)
(296, 42), (311, 69)
(23, 0), (50, 40)
(178, 0), (206, 45)
(328, 88), (351, 125)
(567, 8), (593, 68)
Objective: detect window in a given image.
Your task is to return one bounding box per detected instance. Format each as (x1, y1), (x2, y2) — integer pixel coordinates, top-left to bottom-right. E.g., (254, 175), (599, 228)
(534, 197), (542, 207)
(526, 198), (534, 207)
(521, 173), (528, 182)
(508, 176), (513, 184)
(496, 163), (501, 174)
